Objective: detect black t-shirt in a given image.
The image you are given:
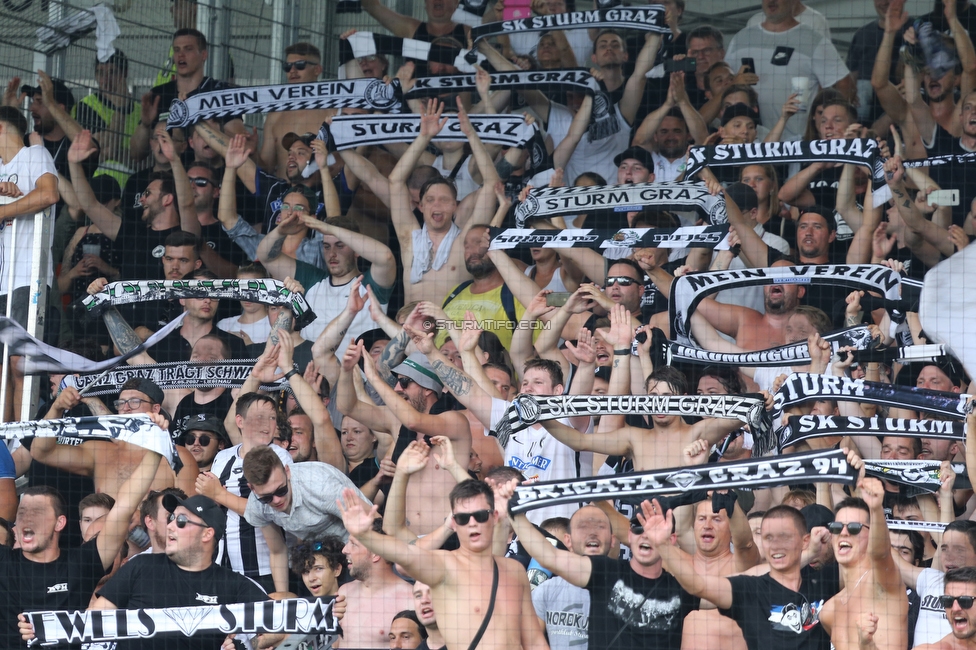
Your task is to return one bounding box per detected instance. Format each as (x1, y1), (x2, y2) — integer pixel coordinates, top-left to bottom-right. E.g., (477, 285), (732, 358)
(923, 124), (976, 227)
(172, 390), (234, 444)
(199, 220), (249, 267)
(151, 77), (234, 120)
(585, 555), (699, 650)
(97, 553), (267, 650)
(115, 221), (181, 281)
(0, 540), (107, 648)
(719, 572), (831, 650)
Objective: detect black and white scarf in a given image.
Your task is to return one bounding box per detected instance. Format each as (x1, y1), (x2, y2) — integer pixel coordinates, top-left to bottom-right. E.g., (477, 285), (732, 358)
(494, 393), (769, 448)
(662, 326), (875, 368)
(72, 361), (291, 396)
(685, 139), (885, 183)
(0, 415), (175, 468)
(406, 68), (600, 99)
(82, 279), (316, 329)
(773, 372), (971, 420)
(903, 152), (976, 169)
(886, 519), (947, 533)
(470, 6), (670, 44)
(864, 459), (969, 497)
(777, 414), (965, 452)
(507, 448), (856, 515)
(452, 0), (490, 25)
(669, 264), (903, 346)
(324, 114), (537, 150)
(165, 79), (403, 129)
(488, 225), (730, 251)
(514, 181), (728, 227)
(26, 597), (338, 647)
(340, 31), (485, 74)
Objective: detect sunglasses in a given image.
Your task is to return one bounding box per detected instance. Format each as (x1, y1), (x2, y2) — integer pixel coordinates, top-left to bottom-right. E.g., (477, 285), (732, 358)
(255, 483), (289, 504)
(184, 433), (212, 447)
(282, 60), (313, 72)
(826, 522), (870, 535)
(630, 522), (644, 535)
(168, 513), (208, 530)
(396, 376), (415, 389)
(606, 276), (639, 287)
(941, 595), (976, 609)
(452, 509), (491, 526)
(299, 541), (326, 553)
(188, 177), (215, 187)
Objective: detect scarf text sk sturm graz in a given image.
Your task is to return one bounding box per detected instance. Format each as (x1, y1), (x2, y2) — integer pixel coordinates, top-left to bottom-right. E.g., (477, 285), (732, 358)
(470, 6), (670, 43)
(324, 114), (537, 150)
(506, 448), (856, 514)
(777, 414), (965, 452)
(773, 372), (971, 420)
(684, 139), (885, 182)
(514, 181), (728, 227)
(406, 69), (599, 98)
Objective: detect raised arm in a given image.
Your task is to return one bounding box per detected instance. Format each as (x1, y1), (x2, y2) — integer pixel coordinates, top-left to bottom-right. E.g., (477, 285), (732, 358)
(338, 488), (448, 587)
(456, 99), (500, 229)
(871, 1), (910, 125)
(382, 441), (431, 543)
(97, 439), (162, 569)
(542, 418), (633, 455)
(277, 332), (345, 471)
(311, 277), (368, 388)
(67, 131), (118, 238)
(255, 214), (299, 279)
(359, 0), (420, 37)
(860, 476), (906, 594)
(619, 34), (663, 126)
(301, 215), (396, 288)
(642, 498), (734, 608)
(336, 342), (394, 435)
(193, 120), (258, 193)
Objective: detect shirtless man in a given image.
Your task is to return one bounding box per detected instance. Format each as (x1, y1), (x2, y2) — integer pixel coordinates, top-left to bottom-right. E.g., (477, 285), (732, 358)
(915, 567), (976, 650)
(337, 342), (470, 535)
(819, 479), (908, 650)
(259, 43), (331, 178)
(337, 480), (549, 650)
(681, 490), (761, 650)
(538, 329), (745, 472)
(388, 99), (500, 304)
(337, 520), (414, 649)
(30, 379), (197, 498)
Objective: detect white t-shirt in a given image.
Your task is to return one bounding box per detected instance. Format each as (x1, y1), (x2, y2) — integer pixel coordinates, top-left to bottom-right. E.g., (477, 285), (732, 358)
(565, 103), (631, 188)
(726, 23), (849, 142)
(745, 5), (832, 39)
(300, 277), (385, 350)
(0, 145), (57, 294)
(217, 314), (272, 346)
(489, 396), (592, 525)
(915, 567), (950, 646)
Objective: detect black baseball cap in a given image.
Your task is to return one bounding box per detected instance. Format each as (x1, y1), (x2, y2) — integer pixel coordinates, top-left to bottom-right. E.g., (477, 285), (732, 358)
(89, 174), (122, 206)
(613, 146), (655, 169)
(30, 77), (75, 111)
(185, 413), (230, 446)
(801, 504), (834, 532)
(724, 182), (759, 213)
(281, 132), (316, 151)
(120, 377), (164, 405)
(163, 493), (225, 540)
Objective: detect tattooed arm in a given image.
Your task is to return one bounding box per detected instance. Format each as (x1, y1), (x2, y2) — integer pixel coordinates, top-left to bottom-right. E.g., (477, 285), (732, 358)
(255, 220), (298, 280)
(375, 328), (409, 387)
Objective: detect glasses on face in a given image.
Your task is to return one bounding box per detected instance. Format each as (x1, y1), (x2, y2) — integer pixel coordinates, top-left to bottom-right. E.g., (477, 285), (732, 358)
(280, 204), (307, 213)
(114, 397), (154, 411)
(188, 177), (214, 188)
(140, 189), (154, 199)
(255, 482), (289, 505)
(183, 433), (212, 447)
(396, 376), (416, 389)
(826, 522), (870, 535)
(606, 276), (639, 287)
(630, 521), (644, 535)
(452, 509), (491, 526)
(940, 595), (976, 609)
(168, 513), (208, 530)
(282, 60), (314, 72)
(358, 56), (380, 64)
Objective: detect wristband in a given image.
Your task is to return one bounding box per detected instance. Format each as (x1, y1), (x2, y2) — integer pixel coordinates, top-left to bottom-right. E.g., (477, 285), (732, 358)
(613, 349), (631, 356)
(284, 369), (299, 380)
